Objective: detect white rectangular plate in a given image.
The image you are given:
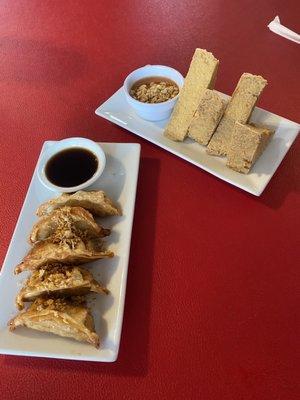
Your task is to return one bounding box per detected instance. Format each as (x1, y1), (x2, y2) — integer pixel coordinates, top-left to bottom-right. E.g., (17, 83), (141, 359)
(96, 88), (299, 196)
(0, 142), (140, 362)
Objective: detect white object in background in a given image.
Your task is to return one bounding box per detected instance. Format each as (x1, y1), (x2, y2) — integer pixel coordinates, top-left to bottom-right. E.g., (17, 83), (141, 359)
(95, 88), (299, 197)
(123, 65), (184, 121)
(0, 142), (141, 362)
(268, 16), (300, 44)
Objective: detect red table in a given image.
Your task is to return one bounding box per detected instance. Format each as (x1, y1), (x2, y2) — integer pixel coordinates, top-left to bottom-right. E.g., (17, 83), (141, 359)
(0, 1), (299, 399)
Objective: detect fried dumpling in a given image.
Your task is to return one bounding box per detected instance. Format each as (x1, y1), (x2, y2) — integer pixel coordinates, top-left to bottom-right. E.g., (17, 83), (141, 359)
(15, 237), (114, 274)
(16, 265), (108, 310)
(9, 297), (100, 347)
(36, 191), (121, 217)
(29, 206), (110, 245)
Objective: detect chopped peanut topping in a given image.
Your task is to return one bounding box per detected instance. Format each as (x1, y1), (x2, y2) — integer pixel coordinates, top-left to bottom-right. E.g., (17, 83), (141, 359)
(130, 80), (179, 103)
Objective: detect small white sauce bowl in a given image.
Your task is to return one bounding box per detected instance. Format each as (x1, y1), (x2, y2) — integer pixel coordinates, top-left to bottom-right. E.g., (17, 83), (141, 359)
(37, 137), (106, 193)
(123, 65), (184, 121)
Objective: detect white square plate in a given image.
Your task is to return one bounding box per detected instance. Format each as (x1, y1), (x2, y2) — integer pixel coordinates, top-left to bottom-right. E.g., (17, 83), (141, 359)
(0, 142), (140, 362)
(96, 88), (299, 196)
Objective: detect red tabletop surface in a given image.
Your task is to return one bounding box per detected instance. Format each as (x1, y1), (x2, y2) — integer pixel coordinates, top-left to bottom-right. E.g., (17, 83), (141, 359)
(0, 1), (299, 399)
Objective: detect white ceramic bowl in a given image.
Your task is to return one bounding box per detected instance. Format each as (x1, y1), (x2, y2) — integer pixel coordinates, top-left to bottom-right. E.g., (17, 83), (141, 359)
(37, 137), (106, 192)
(123, 65), (184, 121)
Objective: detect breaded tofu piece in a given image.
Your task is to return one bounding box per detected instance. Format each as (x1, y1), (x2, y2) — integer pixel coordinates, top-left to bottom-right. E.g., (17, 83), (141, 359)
(188, 89), (226, 145)
(226, 122), (274, 173)
(164, 49), (219, 141)
(207, 73), (267, 156)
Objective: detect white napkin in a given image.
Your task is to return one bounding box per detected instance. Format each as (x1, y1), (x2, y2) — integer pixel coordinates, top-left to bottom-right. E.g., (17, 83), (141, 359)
(268, 16), (300, 44)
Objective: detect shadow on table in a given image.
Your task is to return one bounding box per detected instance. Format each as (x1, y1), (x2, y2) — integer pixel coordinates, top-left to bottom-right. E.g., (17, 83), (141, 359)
(258, 140), (299, 209)
(233, 139), (299, 209)
(3, 157), (160, 377)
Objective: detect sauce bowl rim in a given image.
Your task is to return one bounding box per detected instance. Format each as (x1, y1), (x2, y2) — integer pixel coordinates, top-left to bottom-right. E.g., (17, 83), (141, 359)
(37, 137), (106, 193)
(123, 64), (184, 107)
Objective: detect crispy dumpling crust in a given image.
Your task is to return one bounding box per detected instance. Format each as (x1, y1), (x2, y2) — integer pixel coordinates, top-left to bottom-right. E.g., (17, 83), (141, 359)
(9, 297), (100, 347)
(36, 191), (121, 217)
(15, 237), (114, 274)
(29, 206), (110, 245)
(16, 265), (108, 310)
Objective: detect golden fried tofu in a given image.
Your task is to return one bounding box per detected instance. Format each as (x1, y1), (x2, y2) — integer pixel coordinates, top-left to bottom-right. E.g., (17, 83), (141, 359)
(226, 122), (274, 173)
(207, 73), (267, 156)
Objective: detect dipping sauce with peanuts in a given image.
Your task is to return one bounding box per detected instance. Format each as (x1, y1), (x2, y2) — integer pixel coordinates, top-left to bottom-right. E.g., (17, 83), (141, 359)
(130, 77), (179, 104)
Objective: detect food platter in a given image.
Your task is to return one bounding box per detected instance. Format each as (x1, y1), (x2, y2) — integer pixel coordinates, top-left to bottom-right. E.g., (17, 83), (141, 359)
(0, 141), (140, 362)
(96, 88), (299, 196)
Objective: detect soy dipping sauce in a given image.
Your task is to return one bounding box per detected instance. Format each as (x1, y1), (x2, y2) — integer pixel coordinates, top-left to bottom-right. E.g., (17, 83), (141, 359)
(45, 148), (98, 187)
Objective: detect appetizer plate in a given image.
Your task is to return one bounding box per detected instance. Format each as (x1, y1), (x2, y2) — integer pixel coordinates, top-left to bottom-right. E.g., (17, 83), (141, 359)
(0, 142), (140, 362)
(95, 88), (299, 196)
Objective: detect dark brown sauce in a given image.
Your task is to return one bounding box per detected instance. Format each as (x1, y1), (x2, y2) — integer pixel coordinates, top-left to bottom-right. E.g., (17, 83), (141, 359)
(45, 148), (98, 187)
(130, 76), (178, 91)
